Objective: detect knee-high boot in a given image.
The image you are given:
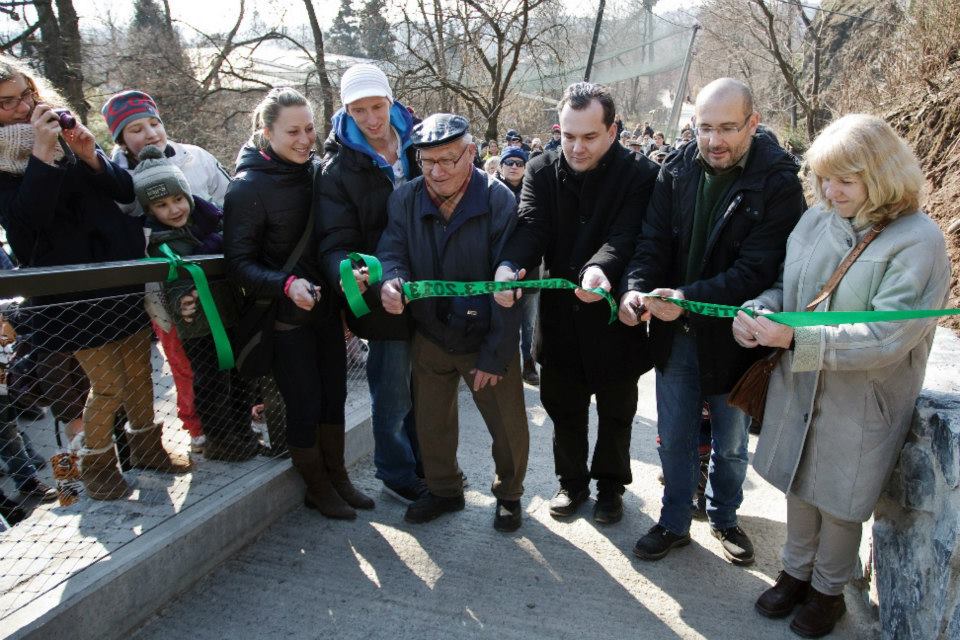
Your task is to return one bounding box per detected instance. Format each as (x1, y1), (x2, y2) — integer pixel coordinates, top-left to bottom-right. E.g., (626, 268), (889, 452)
(319, 423), (374, 510)
(289, 435), (355, 520)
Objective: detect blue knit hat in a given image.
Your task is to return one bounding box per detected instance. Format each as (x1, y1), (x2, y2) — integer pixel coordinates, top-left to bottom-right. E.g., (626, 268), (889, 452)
(500, 146), (528, 163)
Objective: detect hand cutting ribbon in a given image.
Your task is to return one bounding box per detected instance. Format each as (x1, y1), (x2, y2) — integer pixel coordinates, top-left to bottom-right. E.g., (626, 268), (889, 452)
(340, 253), (618, 323)
(146, 244), (235, 370)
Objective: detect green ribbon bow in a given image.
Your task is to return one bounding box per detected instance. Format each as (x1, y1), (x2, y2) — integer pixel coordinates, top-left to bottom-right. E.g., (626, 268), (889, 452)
(339, 253), (618, 323)
(147, 244), (235, 370)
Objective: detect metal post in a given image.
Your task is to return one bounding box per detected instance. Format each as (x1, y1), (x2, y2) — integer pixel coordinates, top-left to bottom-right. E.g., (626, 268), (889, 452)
(667, 24), (699, 140)
(584, 0), (607, 82)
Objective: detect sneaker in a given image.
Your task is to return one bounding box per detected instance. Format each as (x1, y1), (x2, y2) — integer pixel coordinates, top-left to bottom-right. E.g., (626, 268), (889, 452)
(593, 492), (623, 525)
(190, 435), (207, 454)
(18, 478), (57, 503)
(633, 524), (691, 561)
(493, 499), (522, 532)
(404, 492), (465, 524)
(384, 479), (429, 505)
(711, 525), (755, 565)
(756, 571), (811, 619)
(789, 588), (846, 638)
(548, 486), (590, 518)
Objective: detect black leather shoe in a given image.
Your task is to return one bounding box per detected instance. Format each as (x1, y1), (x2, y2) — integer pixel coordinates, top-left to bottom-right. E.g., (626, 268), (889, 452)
(548, 487), (590, 517)
(593, 492), (623, 525)
(633, 524), (691, 560)
(790, 588), (846, 638)
(493, 499), (522, 532)
(756, 571), (811, 618)
(404, 492), (465, 524)
(711, 524), (755, 565)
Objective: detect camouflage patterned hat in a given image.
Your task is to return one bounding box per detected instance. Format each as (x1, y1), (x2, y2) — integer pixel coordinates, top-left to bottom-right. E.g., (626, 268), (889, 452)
(410, 113), (470, 149)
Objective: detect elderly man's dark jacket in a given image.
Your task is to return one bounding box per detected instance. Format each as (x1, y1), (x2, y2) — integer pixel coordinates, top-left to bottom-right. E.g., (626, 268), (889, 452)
(377, 167), (521, 375)
(622, 132), (806, 395)
(500, 142), (659, 385)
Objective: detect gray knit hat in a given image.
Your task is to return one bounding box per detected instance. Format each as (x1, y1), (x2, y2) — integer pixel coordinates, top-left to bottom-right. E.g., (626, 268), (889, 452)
(132, 146), (194, 213)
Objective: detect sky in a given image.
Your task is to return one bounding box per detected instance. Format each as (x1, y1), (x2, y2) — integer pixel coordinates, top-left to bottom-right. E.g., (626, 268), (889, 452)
(62, 0), (699, 35)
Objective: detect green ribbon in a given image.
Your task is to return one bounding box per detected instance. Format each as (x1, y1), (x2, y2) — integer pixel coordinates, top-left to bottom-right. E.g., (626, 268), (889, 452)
(340, 252), (384, 318)
(338, 254), (959, 328)
(647, 295), (960, 327)
(339, 253), (617, 322)
(147, 244), (235, 370)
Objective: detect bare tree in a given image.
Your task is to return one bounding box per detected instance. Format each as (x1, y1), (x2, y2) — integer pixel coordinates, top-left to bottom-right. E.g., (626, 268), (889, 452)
(395, 0), (565, 141)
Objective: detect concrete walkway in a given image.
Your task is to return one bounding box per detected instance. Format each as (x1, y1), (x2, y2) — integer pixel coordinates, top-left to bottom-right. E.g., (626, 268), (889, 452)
(133, 373), (879, 640)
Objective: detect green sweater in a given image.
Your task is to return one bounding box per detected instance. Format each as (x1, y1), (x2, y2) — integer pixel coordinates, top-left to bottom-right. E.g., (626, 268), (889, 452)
(683, 151), (749, 284)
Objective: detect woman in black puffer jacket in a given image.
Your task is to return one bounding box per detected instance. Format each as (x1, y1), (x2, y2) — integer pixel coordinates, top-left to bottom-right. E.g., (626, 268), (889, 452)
(224, 87), (371, 520)
(0, 56), (190, 501)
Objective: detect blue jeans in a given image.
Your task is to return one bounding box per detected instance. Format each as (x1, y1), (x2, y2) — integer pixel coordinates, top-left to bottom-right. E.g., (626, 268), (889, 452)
(367, 339), (420, 488)
(656, 330), (748, 535)
(519, 292), (538, 362)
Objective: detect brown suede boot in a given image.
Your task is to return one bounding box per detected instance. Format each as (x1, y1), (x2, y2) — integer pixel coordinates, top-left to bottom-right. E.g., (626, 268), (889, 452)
(289, 443), (356, 520)
(790, 588), (846, 638)
(79, 447), (131, 500)
(319, 424), (374, 510)
(126, 424), (192, 473)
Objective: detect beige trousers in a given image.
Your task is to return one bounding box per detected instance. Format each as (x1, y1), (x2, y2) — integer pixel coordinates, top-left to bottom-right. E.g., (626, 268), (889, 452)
(74, 329), (156, 450)
(781, 493), (863, 596)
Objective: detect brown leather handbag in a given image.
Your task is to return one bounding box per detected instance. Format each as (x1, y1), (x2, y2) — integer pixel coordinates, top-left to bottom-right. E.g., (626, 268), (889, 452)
(727, 222), (886, 423)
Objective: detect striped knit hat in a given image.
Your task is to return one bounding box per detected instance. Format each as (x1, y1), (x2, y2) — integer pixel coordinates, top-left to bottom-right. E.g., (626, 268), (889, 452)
(101, 90), (162, 142)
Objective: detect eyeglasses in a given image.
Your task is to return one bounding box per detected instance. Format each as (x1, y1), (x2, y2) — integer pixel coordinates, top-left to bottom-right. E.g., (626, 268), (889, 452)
(417, 145), (470, 172)
(695, 114), (752, 138)
(0, 89), (37, 112)
(501, 159), (525, 168)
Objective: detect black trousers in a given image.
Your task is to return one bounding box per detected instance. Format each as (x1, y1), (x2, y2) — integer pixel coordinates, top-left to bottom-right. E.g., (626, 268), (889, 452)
(540, 366), (639, 494)
(270, 313), (346, 448)
(183, 334), (253, 443)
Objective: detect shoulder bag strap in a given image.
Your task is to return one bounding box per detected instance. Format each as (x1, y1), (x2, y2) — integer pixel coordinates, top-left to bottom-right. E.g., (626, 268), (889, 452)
(804, 222), (887, 311)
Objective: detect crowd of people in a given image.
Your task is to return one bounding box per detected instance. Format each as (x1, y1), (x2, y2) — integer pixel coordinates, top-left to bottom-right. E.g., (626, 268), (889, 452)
(0, 55), (949, 638)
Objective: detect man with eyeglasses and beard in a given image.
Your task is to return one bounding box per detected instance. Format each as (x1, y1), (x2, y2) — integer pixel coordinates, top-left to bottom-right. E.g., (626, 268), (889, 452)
(619, 77), (805, 565)
(377, 113), (529, 532)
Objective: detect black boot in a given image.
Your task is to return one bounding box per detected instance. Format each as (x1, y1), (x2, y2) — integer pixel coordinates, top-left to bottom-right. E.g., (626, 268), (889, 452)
(319, 424), (374, 510)
(289, 442), (355, 520)
(756, 571), (811, 618)
(790, 588), (846, 638)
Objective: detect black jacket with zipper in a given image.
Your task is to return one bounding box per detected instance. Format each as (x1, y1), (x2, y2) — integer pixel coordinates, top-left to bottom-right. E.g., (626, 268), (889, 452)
(224, 145), (334, 326)
(622, 132), (806, 394)
(500, 142), (659, 385)
(315, 132), (419, 340)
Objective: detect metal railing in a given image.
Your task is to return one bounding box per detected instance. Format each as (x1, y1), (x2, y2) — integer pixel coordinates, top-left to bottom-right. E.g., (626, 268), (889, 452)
(0, 257), (369, 621)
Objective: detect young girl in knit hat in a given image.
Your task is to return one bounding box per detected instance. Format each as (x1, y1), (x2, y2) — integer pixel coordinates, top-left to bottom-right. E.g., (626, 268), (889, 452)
(133, 146), (261, 461)
(102, 90), (231, 208)
(102, 90), (232, 453)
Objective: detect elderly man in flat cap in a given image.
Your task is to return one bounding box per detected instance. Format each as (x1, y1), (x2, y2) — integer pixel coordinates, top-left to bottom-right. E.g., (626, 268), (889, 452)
(377, 113), (529, 531)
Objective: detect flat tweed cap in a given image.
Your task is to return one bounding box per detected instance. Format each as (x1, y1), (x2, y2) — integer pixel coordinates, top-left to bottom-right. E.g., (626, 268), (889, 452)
(410, 113), (470, 149)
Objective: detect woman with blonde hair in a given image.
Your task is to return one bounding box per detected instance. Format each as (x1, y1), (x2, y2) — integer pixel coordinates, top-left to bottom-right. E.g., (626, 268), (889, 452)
(732, 114), (949, 637)
(224, 87), (366, 520)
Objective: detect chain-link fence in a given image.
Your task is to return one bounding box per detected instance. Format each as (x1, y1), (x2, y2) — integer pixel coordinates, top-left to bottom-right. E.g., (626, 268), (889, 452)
(0, 260), (369, 621)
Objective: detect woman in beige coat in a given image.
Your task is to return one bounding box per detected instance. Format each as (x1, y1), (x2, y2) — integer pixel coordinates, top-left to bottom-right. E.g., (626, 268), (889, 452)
(732, 114), (950, 638)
